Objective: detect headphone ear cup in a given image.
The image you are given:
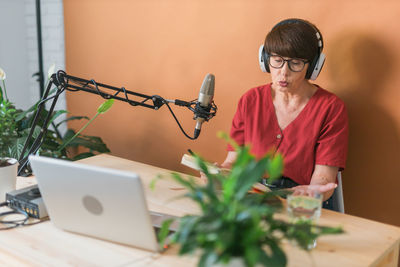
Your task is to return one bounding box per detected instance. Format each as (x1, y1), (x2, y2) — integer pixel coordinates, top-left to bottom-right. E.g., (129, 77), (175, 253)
(258, 45), (269, 73)
(307, 53), (325, 80)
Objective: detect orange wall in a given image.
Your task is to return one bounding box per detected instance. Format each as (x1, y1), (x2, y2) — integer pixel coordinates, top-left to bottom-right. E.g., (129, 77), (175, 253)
(64, 0), (400, 226)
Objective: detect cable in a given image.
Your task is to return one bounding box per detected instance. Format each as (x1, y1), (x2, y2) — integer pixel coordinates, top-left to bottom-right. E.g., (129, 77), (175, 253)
(37, 87), (65, 106)
(0, 210), (28, 224)
(22, 217), (49, 227)
(90, 79), (111, 100)
(0, 203), (47, 231)
(164, 101), (196, 140)
(0, 208), (29, 231)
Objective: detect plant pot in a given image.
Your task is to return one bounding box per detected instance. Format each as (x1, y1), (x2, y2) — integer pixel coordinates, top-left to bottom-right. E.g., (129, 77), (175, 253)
(0, 158), (18, 202)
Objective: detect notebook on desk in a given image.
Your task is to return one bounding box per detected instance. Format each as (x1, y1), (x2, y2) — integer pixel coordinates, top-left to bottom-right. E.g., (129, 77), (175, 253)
(29, 155), (178, 252)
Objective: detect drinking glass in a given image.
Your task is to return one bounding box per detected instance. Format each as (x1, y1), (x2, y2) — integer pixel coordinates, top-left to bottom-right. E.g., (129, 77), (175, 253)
(287, 191), (323, 249)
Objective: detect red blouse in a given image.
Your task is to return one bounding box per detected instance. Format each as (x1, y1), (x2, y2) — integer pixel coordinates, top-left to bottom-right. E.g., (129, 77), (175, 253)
(228, 83), (348, 185)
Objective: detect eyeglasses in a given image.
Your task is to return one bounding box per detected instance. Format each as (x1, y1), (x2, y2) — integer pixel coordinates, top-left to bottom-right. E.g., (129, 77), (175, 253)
(267, 54), (308, 72)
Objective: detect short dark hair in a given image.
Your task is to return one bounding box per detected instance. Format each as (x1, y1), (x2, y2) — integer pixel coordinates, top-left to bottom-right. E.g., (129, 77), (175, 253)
(264, 19), (321, 62)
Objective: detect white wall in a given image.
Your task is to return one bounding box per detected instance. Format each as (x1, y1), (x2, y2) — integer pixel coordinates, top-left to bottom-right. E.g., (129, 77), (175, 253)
(25, 0), (66, 112)
(0, 0), (66, 114)
(0, 0), (30, 108)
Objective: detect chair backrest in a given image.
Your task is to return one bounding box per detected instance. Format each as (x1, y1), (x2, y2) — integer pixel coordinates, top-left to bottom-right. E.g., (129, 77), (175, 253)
(332, 172), (345, 213)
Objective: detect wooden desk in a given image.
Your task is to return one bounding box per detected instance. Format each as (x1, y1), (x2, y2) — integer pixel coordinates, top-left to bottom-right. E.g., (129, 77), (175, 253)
(0, 154), (399, 266)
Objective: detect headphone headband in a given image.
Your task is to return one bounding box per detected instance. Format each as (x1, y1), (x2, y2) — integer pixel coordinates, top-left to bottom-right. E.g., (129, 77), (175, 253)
(259, 18), (326, 80)
(272, 18), (323, 51)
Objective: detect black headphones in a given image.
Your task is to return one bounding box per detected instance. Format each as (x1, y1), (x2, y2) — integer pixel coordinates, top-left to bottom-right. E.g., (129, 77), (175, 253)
(258, 19), (326, 80)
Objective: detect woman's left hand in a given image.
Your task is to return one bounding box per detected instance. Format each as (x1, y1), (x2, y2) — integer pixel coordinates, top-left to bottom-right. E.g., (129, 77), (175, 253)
(290, 183), (337, 198)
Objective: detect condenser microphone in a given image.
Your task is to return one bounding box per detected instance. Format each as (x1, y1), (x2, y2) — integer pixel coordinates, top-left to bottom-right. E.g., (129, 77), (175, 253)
(194, 73), (215, 139)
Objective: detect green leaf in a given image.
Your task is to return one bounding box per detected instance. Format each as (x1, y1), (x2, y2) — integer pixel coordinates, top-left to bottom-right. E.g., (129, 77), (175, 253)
(217, 130), (239, 151)
(244, 246), (261, 267)
(316, 225), (344, 235)
(72, 152), (95, 161)
(158, 218), (175, 249)
(15, 103), (38, 121)
(176, 216), (198, 247)
(150, 174), (162, 191)
(55, 115), (89, 128)
(170, 173), (196, 193)
(63, 129), (76, 140)
(234, 157), (270, 200)
(66, 135), (110, 153)
(12, 137), (27, 159)
(258, 242), (287, 267)
(41, 137), (61, 151)
(31, 126), (42, 139)
(47, 110), (68, 127)
(267, 153), (284, 181)
(97, 99), (114, 114)
(198, 250), (218, 267)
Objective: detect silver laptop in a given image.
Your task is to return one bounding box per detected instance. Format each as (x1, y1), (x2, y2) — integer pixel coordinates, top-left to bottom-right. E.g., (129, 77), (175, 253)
(29, 155), (178, 252)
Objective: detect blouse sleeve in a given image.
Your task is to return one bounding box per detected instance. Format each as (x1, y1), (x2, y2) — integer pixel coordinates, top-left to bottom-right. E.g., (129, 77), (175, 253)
(315, 99), (349, 169)
(227, 96), (246, 151)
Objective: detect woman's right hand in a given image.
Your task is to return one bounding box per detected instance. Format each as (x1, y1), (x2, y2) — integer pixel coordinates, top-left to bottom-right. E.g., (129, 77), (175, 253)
(198, 151), (237, 183)
(199, 162), (222, 184)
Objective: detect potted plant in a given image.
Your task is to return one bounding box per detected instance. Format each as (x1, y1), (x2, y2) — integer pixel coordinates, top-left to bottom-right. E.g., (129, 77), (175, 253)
(156, 132), (343, 267)
(0, 66), (112, 176)
(0, 157), (18, 202)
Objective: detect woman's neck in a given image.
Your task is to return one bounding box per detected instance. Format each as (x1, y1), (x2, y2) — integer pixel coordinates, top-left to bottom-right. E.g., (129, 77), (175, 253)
(271, 81), (317, 108)
(270, 81), (318, 130)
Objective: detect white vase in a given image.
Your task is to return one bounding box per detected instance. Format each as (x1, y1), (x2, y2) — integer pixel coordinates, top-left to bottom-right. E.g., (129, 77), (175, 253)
(0, 158), (18, 202)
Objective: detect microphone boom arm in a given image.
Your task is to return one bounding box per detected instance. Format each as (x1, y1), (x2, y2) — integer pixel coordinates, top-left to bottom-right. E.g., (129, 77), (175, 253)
(17, 70), (217, 176)
(53, 71), (165, 109)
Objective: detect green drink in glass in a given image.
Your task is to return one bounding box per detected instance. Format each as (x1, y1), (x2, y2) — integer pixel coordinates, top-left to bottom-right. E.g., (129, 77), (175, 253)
(287, 192), (323, 249)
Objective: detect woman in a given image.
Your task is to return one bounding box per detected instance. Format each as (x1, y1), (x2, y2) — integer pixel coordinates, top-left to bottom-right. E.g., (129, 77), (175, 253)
(220, 19), (348, 209)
